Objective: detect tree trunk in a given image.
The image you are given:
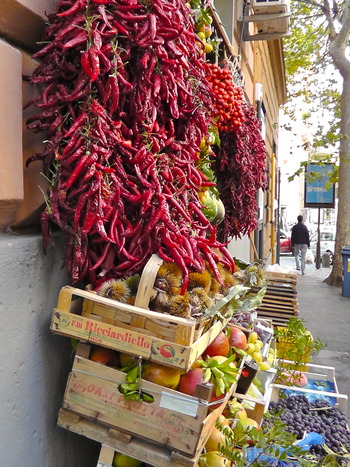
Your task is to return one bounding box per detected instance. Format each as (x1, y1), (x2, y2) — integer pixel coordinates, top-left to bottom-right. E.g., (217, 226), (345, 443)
(325, 71), (350, 286)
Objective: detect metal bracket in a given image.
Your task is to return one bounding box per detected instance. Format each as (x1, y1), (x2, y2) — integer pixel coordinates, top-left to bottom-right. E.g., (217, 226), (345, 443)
(241, 11), (291, 22)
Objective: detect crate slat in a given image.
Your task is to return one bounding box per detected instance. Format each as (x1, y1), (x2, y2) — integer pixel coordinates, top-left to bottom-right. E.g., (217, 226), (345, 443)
(97, 446), (114, 467)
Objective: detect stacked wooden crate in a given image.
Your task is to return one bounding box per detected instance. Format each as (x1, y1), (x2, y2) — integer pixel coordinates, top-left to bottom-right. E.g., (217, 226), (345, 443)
(255, 271), (299, 326)
(51, 255), (241, 466)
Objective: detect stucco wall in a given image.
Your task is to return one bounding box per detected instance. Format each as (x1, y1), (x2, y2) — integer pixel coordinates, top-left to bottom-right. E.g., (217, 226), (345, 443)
(0, 232), (100, 467)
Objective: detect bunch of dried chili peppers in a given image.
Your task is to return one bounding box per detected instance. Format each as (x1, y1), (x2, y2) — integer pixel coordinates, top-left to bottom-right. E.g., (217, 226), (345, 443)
(214, 102), (267, 241)
(25, 0), (235, 292)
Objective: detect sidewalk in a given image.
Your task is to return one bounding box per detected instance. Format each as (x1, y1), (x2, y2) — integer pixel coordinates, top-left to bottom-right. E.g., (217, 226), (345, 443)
(279, 255), (350, 415)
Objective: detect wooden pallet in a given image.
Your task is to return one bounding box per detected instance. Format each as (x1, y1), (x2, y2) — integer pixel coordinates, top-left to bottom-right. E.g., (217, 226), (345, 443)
(255, 271), (299, 326)
(265, 271), (297, 289)
(58, 409), (199, 467)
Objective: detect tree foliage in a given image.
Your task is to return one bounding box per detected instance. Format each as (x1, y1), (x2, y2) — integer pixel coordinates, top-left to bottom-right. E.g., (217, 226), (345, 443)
(282, 0), (341, 151)
(282, 0), (350, 286)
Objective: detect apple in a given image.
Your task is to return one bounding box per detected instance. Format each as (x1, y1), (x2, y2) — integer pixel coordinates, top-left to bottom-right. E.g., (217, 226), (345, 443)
(203, 332), (230, 358)
(142, 362), (182, 389)
(205, 42), (213, 54)
(254, 340), (263, 351)
(245, 343), (255, 355)
(258, 361), (271, 371)
(204, 25), (212, 38)
(112, 452), (142, 467)
(252, 351), (263, 363)
(248, 331), (258, 344)
(227, 326), (247, 351)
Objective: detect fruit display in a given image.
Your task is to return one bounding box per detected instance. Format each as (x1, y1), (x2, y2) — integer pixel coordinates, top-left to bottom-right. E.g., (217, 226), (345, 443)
(66, 306), (348, 466)
(267, 395), (350, 462)
(228, 324), (273, 372)
(27, 1), (344, 464)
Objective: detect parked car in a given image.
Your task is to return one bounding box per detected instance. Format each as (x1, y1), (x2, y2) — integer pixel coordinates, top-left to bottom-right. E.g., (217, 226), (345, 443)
(279, 229), (292, 254)
(310, 230), (335, 264)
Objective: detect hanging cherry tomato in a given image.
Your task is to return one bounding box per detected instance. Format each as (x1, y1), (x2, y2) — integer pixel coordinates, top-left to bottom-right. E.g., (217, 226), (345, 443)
(205, 63), (245, 133)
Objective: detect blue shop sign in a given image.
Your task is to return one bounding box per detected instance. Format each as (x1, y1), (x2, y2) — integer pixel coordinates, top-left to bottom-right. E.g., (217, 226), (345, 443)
(304, 163), (335, 208)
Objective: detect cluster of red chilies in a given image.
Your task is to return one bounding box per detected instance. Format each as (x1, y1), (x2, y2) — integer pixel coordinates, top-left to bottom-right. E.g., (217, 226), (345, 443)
(25, 0), (235, 292)
(213, 102), (267, 241)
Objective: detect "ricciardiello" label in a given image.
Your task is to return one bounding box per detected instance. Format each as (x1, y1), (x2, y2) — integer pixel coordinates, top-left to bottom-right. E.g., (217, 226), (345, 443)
(84, 320), (150, 349)
(54, 311), (152, 354)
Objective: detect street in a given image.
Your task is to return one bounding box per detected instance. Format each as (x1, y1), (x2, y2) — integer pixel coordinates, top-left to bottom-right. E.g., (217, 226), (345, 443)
(278, 254), (350, 415)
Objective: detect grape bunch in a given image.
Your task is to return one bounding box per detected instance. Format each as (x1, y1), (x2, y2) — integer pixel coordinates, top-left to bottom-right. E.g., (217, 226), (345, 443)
(266, 395), (350, 459)
(230, 312), (255, 329)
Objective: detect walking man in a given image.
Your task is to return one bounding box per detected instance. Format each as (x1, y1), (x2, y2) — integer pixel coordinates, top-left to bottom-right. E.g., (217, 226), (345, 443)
(291, 215), (310, 274)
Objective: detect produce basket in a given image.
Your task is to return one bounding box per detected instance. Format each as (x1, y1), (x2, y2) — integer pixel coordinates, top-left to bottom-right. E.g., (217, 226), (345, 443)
(272, 362), (348, 413)
(51, 255), (238, 371)
(59, 343), (241, 459)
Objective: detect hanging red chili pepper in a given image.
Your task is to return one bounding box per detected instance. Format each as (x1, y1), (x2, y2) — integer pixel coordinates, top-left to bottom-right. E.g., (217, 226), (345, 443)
(26, 0), (235, 291)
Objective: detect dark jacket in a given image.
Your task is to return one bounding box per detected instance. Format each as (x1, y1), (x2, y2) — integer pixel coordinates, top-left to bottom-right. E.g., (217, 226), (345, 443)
(291, 222), (310, 248)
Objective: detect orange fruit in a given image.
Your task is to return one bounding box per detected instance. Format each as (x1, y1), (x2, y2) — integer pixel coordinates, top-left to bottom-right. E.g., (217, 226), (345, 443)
(90, 346), (119, 366)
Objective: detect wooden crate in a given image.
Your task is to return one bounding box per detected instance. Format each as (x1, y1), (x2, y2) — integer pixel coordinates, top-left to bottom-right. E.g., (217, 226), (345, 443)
(60, 343), (240, 459)
(51, 255), (233, 371)
(272, 362), (348, 414)
(255, 271), (299, 326)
